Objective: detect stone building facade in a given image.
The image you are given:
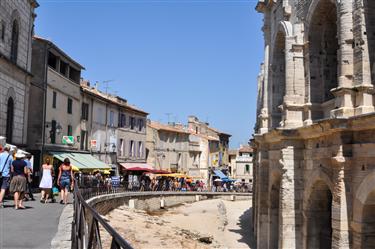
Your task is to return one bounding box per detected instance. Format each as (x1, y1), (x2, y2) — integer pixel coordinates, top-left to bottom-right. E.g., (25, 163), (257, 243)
(146, 121), (190, 173)
(0, 0), (38, 146)
(28, 36), (84, 175)
(253, 0), (375, 249)
(80, 81), (148, 172)
(232, 145), (253, 184)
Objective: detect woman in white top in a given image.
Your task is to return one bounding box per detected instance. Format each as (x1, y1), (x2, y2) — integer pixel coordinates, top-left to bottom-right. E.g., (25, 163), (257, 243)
(39, 158), (53, 203)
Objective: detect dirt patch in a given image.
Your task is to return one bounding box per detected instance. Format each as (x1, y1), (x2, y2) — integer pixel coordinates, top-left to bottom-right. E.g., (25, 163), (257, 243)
(101, 199), (254, 249)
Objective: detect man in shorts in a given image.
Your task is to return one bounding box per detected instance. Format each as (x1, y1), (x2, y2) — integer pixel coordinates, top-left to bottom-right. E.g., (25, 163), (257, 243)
(0, 146), (13, 207)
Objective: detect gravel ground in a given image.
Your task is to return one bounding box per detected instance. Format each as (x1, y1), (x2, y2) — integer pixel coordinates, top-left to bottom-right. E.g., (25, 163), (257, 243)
(102, 199), (255, 249)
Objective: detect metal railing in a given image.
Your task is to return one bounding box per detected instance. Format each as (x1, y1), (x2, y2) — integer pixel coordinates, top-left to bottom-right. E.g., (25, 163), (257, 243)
(72, 179), (252, 249)
(72, 183), (133, 249)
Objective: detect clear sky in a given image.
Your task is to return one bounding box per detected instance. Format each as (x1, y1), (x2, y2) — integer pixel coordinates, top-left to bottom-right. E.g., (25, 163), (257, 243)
(35, 0), (264, 148)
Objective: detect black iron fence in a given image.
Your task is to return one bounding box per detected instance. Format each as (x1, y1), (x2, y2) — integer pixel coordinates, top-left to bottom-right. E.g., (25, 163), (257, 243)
(72, 183), (133, 249)
(72, 178), (252, 249)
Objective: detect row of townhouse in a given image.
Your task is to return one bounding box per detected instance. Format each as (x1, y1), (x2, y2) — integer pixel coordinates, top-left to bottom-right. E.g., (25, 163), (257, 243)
(146, 116), (231, 185)
(27, 37), (148, 178)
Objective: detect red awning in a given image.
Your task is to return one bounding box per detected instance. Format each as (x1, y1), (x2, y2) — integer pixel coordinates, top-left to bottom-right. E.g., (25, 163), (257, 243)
(120, 163), (154, 172)
(119, 163), (170, 174)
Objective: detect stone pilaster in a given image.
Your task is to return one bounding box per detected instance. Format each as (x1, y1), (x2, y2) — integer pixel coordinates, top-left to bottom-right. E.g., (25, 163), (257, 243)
(331, 155), (350, 249)
(278, 144), (303, 249)
(259, 44), (270, 134)
(256, 150), (269, 249)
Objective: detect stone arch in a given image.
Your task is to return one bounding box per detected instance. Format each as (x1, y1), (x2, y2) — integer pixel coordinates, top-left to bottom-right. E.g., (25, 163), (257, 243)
(268, 170), (282, 249)
(352, 171), (375, 248)
(303, 169), (334, 249)
(305, 0), (339, 120)
(270, 31), (286, 128)
(269, 21), (292, 129)
(363, 0), (375, 84)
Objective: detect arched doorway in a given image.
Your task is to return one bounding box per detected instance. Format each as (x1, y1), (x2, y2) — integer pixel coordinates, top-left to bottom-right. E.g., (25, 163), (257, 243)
(270, 31), (286, 128)
(6, 97), (14, 143)
(364, 0), (375, 83)
(269, 175), (281, 249)
(305, 180), (333, 248)
(360, 190), (375, 248)
(308, 0), (338, 120)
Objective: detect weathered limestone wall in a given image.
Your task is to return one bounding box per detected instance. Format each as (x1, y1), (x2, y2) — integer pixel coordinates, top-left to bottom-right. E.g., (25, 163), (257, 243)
(253, 115), (375, 248)
(88, 192), (251, 215)
(253, 0), (375, 248)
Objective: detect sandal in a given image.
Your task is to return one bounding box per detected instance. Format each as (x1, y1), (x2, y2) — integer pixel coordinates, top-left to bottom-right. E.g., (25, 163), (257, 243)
(18, 205), (25, 209)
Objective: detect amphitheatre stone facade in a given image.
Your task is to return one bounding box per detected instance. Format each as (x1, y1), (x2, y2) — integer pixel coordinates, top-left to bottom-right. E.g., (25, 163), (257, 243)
(253, 0), (375, 248)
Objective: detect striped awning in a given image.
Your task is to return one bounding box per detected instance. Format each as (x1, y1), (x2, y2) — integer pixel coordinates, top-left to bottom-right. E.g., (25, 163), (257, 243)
(51, 152), (110, 170)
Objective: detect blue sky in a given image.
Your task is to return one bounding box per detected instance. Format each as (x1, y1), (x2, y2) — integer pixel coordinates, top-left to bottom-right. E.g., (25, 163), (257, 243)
(35, 0), (264, 148)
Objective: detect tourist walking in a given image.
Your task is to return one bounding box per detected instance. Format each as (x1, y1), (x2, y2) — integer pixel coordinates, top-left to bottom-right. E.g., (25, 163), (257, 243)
(57, 158), (74, 205)
(0, 145), (13, 208)
(24, 154), (35, 201)
(39, 158), (53, 203)
(10, 152), (28, 209)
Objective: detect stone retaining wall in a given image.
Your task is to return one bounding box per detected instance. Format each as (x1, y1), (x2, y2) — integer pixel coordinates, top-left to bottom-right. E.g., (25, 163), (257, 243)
(87, 192), (251, 215)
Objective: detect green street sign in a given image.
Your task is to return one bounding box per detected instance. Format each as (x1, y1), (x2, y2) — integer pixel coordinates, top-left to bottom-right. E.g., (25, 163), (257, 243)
(62, 136), (75, 145)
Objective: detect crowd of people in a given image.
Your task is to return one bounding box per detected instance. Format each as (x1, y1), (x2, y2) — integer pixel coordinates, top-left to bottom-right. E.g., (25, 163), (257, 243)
(0, 145), (75, 209)
(77, 171), (252, 193)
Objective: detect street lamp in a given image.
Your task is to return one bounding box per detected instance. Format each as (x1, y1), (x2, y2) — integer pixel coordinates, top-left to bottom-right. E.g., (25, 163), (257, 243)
(56, 123), (63, 135)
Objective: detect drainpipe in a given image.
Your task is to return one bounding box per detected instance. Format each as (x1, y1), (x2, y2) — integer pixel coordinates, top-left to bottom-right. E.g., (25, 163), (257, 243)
(40, 42), (50, 175)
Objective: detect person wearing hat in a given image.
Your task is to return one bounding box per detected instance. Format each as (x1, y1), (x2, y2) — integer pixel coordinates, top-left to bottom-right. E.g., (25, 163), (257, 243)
(0, 145), (13, 208)
(10, 151), (28, 209)
(57, 158), (74, 205)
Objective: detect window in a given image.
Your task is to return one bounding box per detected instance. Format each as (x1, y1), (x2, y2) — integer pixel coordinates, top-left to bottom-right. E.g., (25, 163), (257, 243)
(67, 98), (72, 114)
(80, 130), (87, 150)
(6, 97), (14, 143)
(81, 103), (89, 120)
(1, 21), (5, 41)
(119, 139), (125, 156)
(130, 117), (135, 130)
(48, 52), (57, 69)
(129, 140), (134, 157)
(60, 60), (68, 76)
(109, 111), (114, 126)
(50, 120), (56, 144)
(118, 113), (126, 128)
(67, 125), (73, 136)
(52, 91), (57, 108)
(69, 67), (80, 83)
(10, 20), (19, 63)
(138, 142), (143, 158)
(138, 119), (144, 131)
(245, 164), (250, 174)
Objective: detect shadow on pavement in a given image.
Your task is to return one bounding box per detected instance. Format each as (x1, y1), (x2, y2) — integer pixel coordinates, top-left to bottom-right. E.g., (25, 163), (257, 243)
(228, 207), (257, 249)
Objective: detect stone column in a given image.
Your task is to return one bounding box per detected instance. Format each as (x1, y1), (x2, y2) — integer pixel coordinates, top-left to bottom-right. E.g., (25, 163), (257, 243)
(352, 0), (375, 115)
(331, 0), (355, 118)
(331, 155), (350, 249)
(278, 144), (303, 249)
